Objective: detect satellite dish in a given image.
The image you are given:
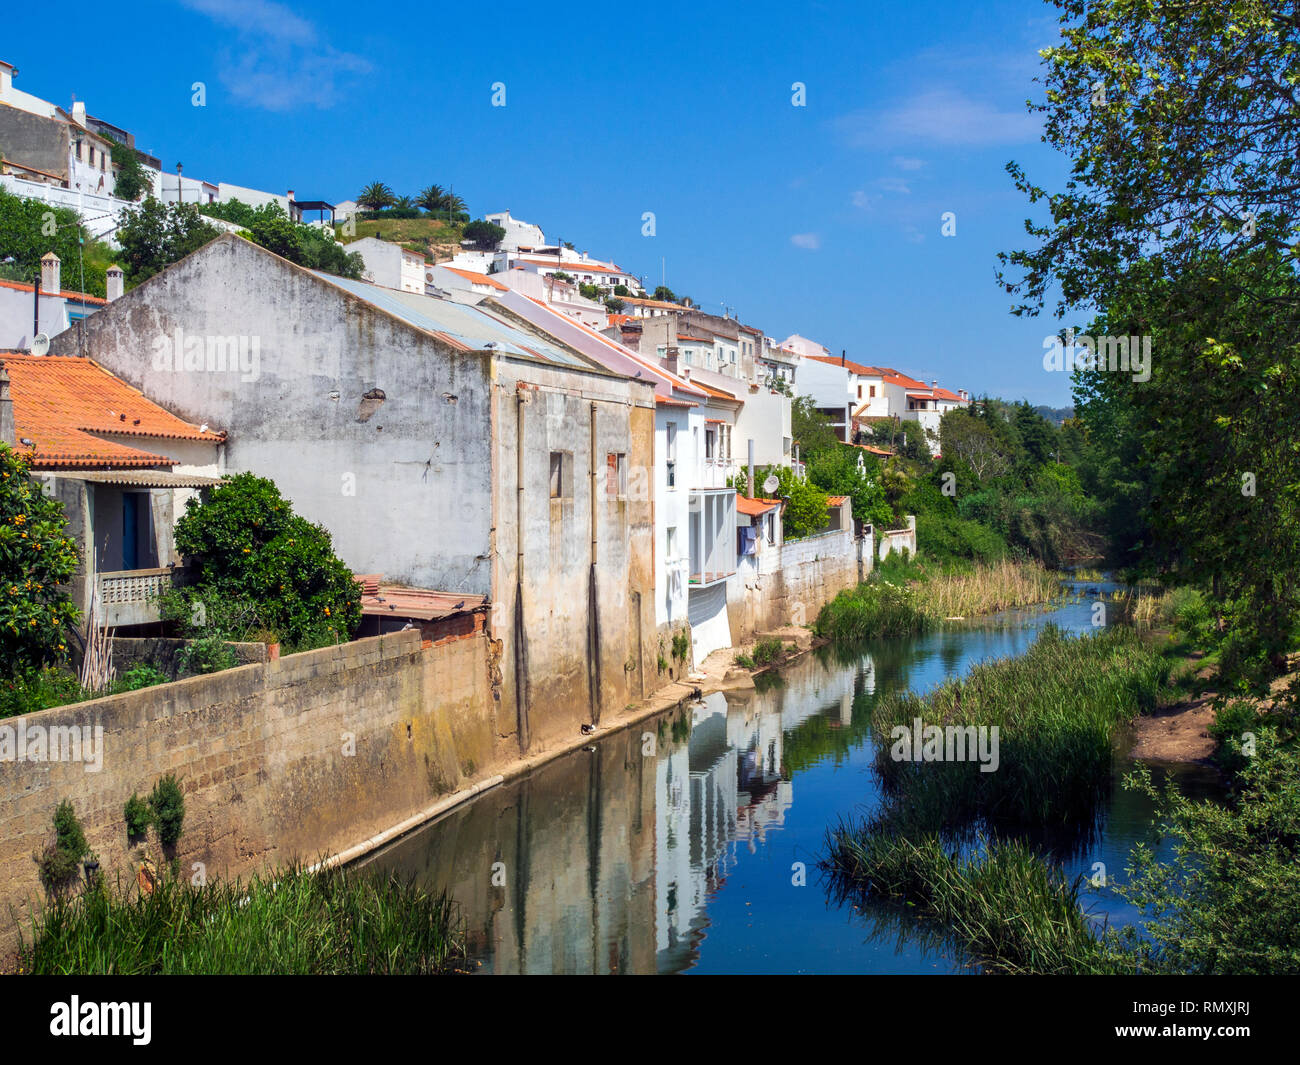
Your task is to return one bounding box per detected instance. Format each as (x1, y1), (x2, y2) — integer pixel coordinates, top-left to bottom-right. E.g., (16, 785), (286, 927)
(31, 333), (50, 356)
(762, 474), (780, 495)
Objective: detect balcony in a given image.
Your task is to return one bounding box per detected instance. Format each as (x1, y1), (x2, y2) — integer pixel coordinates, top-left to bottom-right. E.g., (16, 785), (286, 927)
(688, 489), (737, 587)
(96, 567), (174, 627)
(697, 456), (738, 489)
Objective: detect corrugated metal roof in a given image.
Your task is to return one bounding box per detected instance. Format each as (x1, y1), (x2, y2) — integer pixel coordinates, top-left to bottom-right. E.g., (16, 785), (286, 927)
(311, 273), (590, 367)
(50, 470), (226, 487)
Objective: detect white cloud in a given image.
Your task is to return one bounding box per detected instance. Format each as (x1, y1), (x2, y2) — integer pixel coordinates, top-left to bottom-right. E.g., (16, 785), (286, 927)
(790, 232), (821, 250)
(892, 156), (925, 171)
(877, 177), (912, 195)
(179, 0), (372, 110)
(836, 87), (1040, 148)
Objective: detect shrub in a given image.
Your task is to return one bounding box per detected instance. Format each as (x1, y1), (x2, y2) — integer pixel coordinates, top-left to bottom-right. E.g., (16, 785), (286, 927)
(117, 664), (169, 691)
(38, 800), (89, 890)
(178, 635), (238, 676)
(149, 774), (185, 847)
(124, 793), (153, 839)
(173, 473), (361, 651)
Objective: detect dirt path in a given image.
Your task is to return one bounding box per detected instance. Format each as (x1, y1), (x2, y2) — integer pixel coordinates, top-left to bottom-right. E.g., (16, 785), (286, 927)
(1130, 693), (1216, 762)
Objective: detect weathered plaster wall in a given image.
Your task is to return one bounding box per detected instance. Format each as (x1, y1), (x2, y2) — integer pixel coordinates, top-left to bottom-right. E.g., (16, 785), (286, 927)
(53, 236), (496, 595)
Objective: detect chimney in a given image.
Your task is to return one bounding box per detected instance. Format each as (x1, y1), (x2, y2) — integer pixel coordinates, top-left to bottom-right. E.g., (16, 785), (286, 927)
(287, 189), (295, 202)
(664, 346), (680, 376)
(932, 379), (938, 389)
(0, 362), (14, 447)
(106, 264), (124, 301)
(72, 100), (86, 126)
(841, 349), (846, 366)
(41, 252), (60, 295)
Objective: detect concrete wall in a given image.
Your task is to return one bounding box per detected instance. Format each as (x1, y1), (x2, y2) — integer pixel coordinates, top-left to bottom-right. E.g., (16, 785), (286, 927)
(0, 106), (69, 182)
(0, 629), (500, 958)
(0, 174), (131, 242)
(490, 364), (657, 746)
(726, 526), (859, 637)
(878, 516), (917, 560)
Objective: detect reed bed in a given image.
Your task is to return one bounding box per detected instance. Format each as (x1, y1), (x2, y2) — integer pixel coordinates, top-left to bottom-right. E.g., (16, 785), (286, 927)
(868, 624), (1172, 829)
(813, 559), (1062, 644)
(18, 863), (464, 975)
(825, 828), (1124, 974)
(925, 560), (1062, 619)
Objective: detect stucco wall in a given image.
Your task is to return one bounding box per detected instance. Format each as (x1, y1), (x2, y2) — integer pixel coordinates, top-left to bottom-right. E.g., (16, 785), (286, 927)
(0, 630), (499, 958)
(727, 527), (860, 637)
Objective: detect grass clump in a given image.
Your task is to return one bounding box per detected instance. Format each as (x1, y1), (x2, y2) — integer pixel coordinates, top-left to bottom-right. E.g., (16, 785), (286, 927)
(813, 574), (931, 643)
(825, 827), (1123, 974)
(868, 624), (1171, 829)
(18, 863), (465, 975)
(36, 801), (90, 892)
(148, 774), (185, 847)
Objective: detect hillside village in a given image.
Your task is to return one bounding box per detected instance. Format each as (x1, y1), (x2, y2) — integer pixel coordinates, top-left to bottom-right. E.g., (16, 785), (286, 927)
(0, 54), (972, 721)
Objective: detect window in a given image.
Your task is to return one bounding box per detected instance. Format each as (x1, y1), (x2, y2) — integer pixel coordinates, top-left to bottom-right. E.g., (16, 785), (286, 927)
(870, 385), (876, 398)
(667, 526), (678, 559)
(606, 452), (626, 498)
(666, 422), (678, 488)
(857, 384), (863, 399)
(705, 428), (716, 459)
(766, 513), (776, 545)
(549, 452), (572, 498)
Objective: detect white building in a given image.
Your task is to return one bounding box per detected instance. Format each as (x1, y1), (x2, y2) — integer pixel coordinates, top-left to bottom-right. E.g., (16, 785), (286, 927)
(426, 263), (510, 304)
(348, 237), (427, 294)
(484, 210), (546, 251)
(0, 255), (116, 350)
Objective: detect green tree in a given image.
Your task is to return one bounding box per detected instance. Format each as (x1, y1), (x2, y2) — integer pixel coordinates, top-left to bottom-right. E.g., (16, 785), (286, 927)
(998, 0), (1300, 320)
(462, 219), (506, 250)
(652, 285), (677, 303)
(791, 395), (840, 457)
(0, 444), (80, 675)
(172, 474), (361, 651)
(417, 185), (446, 213)
(116, 199), (221, 286)
(807, 446), (892, 530)
(105, 137), (149, 202)
(356, 181), (396, 212)
(0, 187), (115, 297)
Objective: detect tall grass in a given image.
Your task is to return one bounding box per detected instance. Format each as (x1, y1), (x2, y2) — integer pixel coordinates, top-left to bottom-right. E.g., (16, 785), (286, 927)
(925, 559), (1061, 619)
(18, 863), (464, 975)
(825, 828), (1124, 974)
(813, 558), (1062, 645)
(868, 625), (1172, 829)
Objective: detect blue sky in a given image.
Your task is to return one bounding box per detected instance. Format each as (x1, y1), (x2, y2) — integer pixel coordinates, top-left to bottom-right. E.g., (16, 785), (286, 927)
(6, 0), (1081, 404)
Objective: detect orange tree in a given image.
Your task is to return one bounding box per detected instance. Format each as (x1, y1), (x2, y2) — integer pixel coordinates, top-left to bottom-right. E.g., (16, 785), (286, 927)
(172, 473), (361, 651)
(0, 445), (79, 674)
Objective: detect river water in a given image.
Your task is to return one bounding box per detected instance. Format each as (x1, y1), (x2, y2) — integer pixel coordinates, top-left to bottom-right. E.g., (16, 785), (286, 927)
(358, 586), (1221, 974)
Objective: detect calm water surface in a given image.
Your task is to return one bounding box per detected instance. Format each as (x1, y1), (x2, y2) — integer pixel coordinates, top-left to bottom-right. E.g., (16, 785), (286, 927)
(359, 586), (1220, 973)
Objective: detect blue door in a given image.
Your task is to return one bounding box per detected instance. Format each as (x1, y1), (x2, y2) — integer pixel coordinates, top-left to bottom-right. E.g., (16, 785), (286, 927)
(123, 493), (140, 570)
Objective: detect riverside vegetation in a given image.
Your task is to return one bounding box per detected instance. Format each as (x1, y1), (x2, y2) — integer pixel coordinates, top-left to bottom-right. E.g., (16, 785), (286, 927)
(18, 864), (465, 975)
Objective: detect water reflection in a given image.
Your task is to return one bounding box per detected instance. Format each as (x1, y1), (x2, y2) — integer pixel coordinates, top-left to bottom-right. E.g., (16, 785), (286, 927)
(359, 594), (1206, 973)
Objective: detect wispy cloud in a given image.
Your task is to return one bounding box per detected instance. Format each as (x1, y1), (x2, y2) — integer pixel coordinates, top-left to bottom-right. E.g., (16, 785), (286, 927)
(892, 156), (925, 171)
(179, 0), (371, 110)
(790, 232), (821, 250)
(836, 87), (1040, 148)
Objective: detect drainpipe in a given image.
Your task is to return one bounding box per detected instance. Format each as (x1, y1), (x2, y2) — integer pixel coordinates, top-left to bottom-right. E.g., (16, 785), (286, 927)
(747, 438), (755, 499)
(514, 387), (530, 752)
(588, 402), (603, 723)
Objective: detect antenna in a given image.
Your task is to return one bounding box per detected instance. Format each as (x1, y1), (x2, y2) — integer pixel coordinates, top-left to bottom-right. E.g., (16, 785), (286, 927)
(762, 473), (780, 495)
(31, 333), (50, 356)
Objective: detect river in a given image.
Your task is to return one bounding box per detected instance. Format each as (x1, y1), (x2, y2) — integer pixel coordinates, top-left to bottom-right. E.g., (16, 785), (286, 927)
(357, 583), (1221, 973)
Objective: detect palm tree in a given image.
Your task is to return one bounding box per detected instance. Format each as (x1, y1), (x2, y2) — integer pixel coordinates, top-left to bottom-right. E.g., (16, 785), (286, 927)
(441, 192), (467, 219)
(392, 195), (417, 212)
(357, 181), (395, 212)
(417, 184), (446, 213)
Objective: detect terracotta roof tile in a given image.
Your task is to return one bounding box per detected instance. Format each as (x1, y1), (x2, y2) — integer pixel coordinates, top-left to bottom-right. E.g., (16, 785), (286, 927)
(1, 353), (223, 469)
(437, 265), (508, 291)
(0, 277), (107, 306)
(736, 495), (782, 516)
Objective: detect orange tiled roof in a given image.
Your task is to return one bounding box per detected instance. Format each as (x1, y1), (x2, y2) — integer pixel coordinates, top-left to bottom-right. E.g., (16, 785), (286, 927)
(0, 277), (108, 306)
(519, 258), (625, 275)
(438, 265), (508, 291)
(736, 495), (782, 516)
(826, 495), (850, 507)
(806, 354), (888, 377)
(2, 353), (223, 469)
